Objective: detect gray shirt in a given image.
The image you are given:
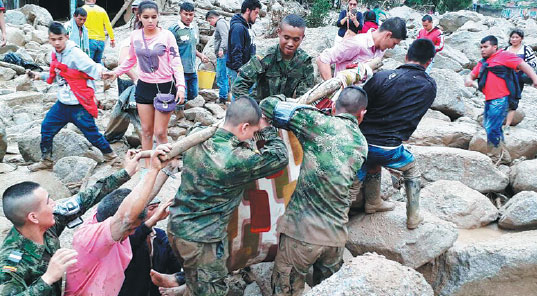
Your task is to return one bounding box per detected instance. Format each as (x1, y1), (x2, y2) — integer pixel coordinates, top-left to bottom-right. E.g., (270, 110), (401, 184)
(214, 18), (229, 55)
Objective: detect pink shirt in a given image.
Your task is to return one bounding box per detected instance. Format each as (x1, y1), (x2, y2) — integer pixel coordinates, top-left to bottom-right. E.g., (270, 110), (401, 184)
(115, 28), (186, 90)
(319, 29), (385, 76)
(65, 211), (132, 296)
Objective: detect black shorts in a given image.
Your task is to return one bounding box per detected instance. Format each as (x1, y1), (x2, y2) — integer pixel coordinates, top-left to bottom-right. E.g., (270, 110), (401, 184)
(135, 80), (177, 105)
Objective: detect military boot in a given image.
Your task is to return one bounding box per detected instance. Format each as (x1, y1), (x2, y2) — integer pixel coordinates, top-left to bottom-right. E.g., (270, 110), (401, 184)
(364, 172), (395, 214)
(405, 177), (423, 229)
(28, 158), (53, 172)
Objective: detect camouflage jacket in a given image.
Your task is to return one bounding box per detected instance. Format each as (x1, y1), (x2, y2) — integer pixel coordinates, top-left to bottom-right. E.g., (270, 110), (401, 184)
(169, 127), (289, 243)
(260, 96), (368, 247)
(232, 44), (314, 102)
(0, 169), (131, 296)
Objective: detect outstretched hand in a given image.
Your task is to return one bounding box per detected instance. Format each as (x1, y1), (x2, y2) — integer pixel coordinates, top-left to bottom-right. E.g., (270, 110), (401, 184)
(102, 71), (117, 80)
(151, 144), (172, 171)
(124, 149), (142, 176)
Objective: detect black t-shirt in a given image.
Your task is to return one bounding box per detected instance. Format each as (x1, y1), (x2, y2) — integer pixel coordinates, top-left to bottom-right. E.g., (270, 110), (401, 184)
(361, 63), (437, 147)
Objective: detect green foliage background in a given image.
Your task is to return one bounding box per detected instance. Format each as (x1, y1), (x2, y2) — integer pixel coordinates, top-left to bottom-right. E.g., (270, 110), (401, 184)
(306, 0), (332, 27)
(403, 0), (473, 13)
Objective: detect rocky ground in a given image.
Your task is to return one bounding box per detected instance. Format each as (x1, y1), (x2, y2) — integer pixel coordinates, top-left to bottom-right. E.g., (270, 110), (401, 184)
(1, 2), (537, 296)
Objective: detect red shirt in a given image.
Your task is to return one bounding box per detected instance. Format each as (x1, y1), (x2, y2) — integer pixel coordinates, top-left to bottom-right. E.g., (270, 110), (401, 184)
(471, 50), (523, 101)
(360, 21), (379, 34)
(417, 27), (444, 52)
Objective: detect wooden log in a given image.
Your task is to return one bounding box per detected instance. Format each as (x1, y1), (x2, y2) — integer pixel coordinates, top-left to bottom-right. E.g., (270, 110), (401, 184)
(111, 0), (135, 27)
(143, 61), (373, 161)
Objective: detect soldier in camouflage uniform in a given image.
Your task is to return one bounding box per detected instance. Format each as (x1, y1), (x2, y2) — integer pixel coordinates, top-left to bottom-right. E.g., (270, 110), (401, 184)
(167, 96), (289, 296)
(259, 87), (368, 296)
(231, 14), (314, 102)
(0, 151), (141, 296)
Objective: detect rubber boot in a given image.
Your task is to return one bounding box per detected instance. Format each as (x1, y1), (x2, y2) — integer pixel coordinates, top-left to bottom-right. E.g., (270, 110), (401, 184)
(364, 172), (395, 214)
(405, 177), (423, 229)
(28, 157), (53, 172)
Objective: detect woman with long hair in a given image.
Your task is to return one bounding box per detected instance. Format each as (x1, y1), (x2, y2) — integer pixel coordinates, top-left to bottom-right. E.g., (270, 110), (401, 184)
(335, 0), (362, 44)
(504, 29), (537, 130)
(104, 1), (185, 161)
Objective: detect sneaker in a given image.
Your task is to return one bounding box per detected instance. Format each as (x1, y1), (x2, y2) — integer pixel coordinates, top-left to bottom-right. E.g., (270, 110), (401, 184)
(28, 159), (53, 172)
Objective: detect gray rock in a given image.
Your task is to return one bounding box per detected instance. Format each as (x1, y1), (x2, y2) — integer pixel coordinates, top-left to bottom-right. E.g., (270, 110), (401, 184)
(243, 283), (262, 296)
(198, 89), (219, 102)
(346, 202), (458, 269)
(434, 45), (471, 72)
(423, 109), (451, 122)
(498, 191), (537, 230)
(17, 129), (104, 163)
(0, 91), (43, 107)
(53, 156), (97, 185)
(5, 10), (28, 26)
(0, 163), (16, 174)
(20, 4), (53, 27)
(439, 11), (483, 33)
(429, 69), (474, 119)
(421, 180), (498, 229)
(204, 103), (225, 119)
(469, 128), (537, 161)
(185, 96), (206, 109)
(419, 230), (537, 296)
(12, 113), (32, 126)
(248, 262), (273, 296)
(31, 30), (48, 45)
(510, 159), (537, 193)
(0, 216), (13, 238)
(218, 0), (242, 12)
(411, 145), (509, 193)
(304, 253), (434, 296)
(0, 122), (6, 162)
(184, 107), (216, 125)
(0, 61), (25, 75)
(0, 166), (72, 201)
(407, 118), (479, 149)
(0, 67), (16, 81)
(458, 20), (488, 32)
(15, 75), (35, 92)
(6, 26), (25, 47)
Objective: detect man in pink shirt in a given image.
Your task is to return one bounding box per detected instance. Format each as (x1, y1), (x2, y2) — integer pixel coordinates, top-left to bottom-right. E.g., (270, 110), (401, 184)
(317, 17), (407, 80)
(65, 145), (171, 296)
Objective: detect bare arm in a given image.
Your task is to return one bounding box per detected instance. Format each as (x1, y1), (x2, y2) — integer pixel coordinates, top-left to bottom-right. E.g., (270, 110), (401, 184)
(0, 11), (6, 47)
(464, 72), (477, 87)
(119, 44), (138, 83)
(109, 145), (170, 241)
(316, 56), (333, 81)
(517, 61), (537, 88)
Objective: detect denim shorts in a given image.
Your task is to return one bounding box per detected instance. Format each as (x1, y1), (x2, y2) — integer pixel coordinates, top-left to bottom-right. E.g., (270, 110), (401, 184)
(357, 144), (415, 181)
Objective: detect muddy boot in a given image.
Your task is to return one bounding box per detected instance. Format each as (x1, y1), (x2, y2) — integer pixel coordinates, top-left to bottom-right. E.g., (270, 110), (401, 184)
(487, 143), (511, 166)
(28, 158), (53, 172)
(364, 172), (395, 214)
(103, 151), (119, 164)
(405, 177), (423, 229)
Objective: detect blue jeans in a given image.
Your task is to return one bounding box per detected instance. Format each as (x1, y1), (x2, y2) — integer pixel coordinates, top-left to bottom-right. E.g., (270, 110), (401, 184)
(358, 145), (415, 181)
(41, 102), (112, 158)
(425, 57), (434, 74)
(184, 72), (199, 101)
(89, 39), (105, 64)
(227, 68), (238, 101)
(216, 56), (229, 100)
(484, 96), (508, 147)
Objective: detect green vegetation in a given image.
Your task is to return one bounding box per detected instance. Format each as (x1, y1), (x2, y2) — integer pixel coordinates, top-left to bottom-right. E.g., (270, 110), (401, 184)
(306, 0), (332, 27)
(404, 0), (473, 13)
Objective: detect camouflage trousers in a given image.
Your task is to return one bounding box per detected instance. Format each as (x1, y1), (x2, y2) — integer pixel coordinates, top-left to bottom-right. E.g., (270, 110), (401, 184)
(272, 234), (344, 296)
(167, 231), (229, 296)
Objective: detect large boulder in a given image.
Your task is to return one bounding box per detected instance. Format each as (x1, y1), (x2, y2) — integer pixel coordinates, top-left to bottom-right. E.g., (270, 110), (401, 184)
(419, 230), (537, 296)
(411, 146), (509, 193)
(469, 128), (537, 161)
(0, 67), (16, 81)
(421, 180), (498, 229)
(20, 4), (53, 27)
(31, 30), (49, 45)
(498, 191), (537, 230)
(184, 107), (216, 126)
(53, 156), (97, 185)
(407, 118), (479, 149)
(5, 10), (27, 26)
(435, 45), (471, 71)
(217, 0), (242, 12)
(5, 26), (25, 47)
(305, 253), (433, 296)
(509, 159), (537, 193)
(185, 96), (206, 109)
(346, 203), (458, 269)
(429, 69), (474, 119)
(0, 166), (72, 202)
(439, 11), (483, 33)
(17, 129), (104, 163)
